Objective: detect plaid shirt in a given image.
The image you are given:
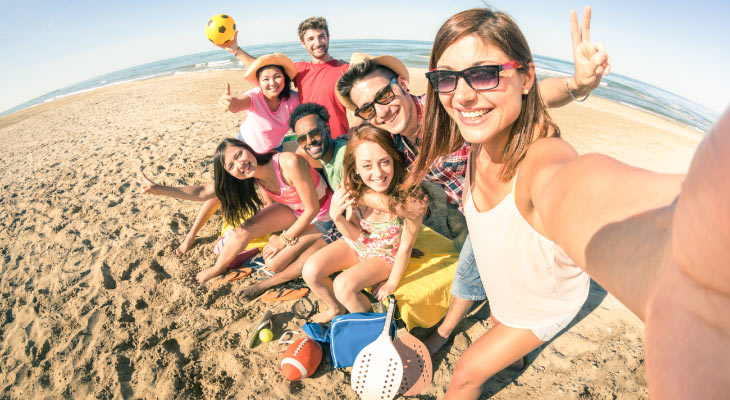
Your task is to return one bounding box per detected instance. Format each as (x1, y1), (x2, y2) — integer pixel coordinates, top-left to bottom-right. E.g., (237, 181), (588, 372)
(392, 94), (470, 212)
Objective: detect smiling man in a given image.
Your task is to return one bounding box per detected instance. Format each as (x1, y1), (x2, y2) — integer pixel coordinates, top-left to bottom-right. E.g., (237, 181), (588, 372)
(220, 17), (350, 138)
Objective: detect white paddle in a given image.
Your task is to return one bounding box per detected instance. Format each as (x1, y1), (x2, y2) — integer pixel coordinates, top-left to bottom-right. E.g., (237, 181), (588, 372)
(350, 295), (403, 400)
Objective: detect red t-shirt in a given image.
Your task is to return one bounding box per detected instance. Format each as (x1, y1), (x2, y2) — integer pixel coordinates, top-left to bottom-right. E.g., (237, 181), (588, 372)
(294, 59), (350, 138)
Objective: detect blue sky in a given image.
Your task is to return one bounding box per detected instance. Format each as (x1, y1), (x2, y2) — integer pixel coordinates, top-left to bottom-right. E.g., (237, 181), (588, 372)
(1, 1), (728, 115)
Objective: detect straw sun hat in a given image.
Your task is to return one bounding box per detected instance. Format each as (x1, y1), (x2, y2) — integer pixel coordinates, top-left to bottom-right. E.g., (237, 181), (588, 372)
(244, 53), (298, 84)
(336, 53), (409, 111)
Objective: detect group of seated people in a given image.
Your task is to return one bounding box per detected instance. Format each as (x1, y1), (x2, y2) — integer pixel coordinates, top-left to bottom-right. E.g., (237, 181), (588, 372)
(137, 8), (730, 399)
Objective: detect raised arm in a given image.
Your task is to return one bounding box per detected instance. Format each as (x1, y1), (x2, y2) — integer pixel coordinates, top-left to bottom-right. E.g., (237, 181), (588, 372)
(136, 168), (216, 201)
(216, 31), (256, 66)
(329, 185), (361, 241)
(538, 6), (610, 108)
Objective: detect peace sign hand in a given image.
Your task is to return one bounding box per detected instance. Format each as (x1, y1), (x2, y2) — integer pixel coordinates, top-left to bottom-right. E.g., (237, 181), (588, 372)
(570, 6), (611, 95)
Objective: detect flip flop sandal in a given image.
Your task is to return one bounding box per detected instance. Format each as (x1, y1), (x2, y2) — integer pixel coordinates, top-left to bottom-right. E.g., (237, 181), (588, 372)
(245, 255), (267, 270)
(291, 296), (318, 320)
(246, 309), (273, 348)
(268, 330), (301, 353)
(208, 267), (253, 290)
(260, 286), (309, 302)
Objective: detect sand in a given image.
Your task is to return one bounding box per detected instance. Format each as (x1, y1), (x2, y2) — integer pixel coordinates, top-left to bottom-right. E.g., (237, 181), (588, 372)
(0, 68), (703, 399)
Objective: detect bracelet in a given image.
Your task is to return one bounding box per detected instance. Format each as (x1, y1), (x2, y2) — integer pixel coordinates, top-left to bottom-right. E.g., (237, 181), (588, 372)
(566, 78), (590, 102)
(280, 231), (299, 246)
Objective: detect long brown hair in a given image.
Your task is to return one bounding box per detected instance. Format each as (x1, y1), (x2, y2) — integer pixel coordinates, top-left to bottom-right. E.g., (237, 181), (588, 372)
(212, 139), (274, 226)
(407, 7), (559, 186)
(342, 123), (425, 213)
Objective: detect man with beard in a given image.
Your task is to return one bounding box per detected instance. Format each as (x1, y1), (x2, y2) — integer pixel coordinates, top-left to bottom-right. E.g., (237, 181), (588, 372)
(220, 17), (350, 138)
(235, 102), (425, 300)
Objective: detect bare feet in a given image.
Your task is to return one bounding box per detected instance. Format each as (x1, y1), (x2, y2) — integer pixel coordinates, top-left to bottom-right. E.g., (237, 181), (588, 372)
(236, 282), (267, 300)
(176, 234), (196, 256)
(311, 306), (344, 323)
(424, 331), (450, 355)
(196, 267), (219, 284)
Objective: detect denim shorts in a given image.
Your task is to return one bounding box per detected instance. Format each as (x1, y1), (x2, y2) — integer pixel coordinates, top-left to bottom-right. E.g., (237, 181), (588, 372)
(319, 221), (342, 244)
(450, 234), (487, 301)
(311, 218), (334, 236)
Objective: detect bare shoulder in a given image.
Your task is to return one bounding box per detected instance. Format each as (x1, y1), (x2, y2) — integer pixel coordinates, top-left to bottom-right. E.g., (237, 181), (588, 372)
(277, 152), (306, 170)
(523, 137), (577, 166)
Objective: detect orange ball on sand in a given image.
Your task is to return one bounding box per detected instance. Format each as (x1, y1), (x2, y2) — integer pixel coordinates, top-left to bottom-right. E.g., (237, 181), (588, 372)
(280, 337), (322, 380)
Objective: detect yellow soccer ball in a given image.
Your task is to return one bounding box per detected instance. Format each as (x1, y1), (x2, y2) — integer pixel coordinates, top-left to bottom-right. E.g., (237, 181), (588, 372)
(205, 14), (236, 45)
(259, 328), (274, 343)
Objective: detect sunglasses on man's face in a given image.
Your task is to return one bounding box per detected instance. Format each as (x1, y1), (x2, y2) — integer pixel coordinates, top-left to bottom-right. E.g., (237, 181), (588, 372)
(296, 127), (324, 145)
(354, 77), (398, 120)
(425, 60), (522, 93)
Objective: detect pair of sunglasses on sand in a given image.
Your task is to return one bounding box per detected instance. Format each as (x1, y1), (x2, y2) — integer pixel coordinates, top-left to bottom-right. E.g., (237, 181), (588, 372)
(425, 60), (522, 93)
(354, 77), (398, 120)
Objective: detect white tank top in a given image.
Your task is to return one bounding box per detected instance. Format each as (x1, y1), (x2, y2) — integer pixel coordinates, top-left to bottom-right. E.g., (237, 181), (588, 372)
(463, 148), (589, 328)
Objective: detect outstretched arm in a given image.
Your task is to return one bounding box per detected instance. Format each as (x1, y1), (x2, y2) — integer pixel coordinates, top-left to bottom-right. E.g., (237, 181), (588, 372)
(136, 168), (216, 201)
(216, 31), (256, 66)
(519, 106), (730, 398)
(647, 108), (730, 399)
(218, 83), (252, 113)
(538, 6), (610, 108)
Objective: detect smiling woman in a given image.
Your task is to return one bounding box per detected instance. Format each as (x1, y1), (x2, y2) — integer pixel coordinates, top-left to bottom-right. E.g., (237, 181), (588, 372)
(301, 123), (427, 323)
(137, 139), (334, 285)
(163, 53), (301, 256)
(409, 6), (730, 399)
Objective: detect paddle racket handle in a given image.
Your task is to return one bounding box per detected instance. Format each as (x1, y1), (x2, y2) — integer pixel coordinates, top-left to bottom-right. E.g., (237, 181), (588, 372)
(380, 295), (396, 337)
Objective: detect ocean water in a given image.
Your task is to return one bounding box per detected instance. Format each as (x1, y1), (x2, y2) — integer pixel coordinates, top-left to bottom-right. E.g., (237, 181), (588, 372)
(1, 39), (718, 133)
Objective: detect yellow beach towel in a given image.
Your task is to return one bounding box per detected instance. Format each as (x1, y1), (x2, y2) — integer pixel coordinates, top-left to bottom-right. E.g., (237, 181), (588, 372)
(393, 227), (459, 330)
(219, 220), (271, 250)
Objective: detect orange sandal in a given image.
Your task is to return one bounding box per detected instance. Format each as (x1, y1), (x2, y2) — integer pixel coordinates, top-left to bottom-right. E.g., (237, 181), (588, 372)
(209, 267), (253, 290)
(260, 286), (309, 302)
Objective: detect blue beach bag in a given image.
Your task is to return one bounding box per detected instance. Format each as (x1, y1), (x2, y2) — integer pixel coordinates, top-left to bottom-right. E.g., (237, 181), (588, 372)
(303, 312), (396, 368)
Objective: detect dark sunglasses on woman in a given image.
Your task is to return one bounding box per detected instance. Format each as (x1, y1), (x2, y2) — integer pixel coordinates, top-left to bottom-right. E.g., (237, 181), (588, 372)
(425, 60), (522, 93)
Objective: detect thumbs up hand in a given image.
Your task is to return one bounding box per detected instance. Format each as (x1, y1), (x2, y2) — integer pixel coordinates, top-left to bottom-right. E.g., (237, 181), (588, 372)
(218, 83), (234, 112)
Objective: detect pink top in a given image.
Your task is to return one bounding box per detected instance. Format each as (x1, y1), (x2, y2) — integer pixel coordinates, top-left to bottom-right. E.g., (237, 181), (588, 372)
(463, 146), (589, 329)
(237, 87), (299, 153)
(257, 153), (332, 222)
(294, 60), (349, 138)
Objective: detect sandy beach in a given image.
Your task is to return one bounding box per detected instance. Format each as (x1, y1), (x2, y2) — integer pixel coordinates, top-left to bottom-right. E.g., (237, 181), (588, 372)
(0, 68), (702, 399)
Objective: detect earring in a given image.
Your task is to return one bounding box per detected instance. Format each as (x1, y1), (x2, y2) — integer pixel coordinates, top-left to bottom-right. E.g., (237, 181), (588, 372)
(523, 89), (529, 95)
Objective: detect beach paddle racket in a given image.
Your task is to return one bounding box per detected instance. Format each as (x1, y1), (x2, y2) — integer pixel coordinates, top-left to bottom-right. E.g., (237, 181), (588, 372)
(350, 295), (402, 400)
(393, 322), (432, 396)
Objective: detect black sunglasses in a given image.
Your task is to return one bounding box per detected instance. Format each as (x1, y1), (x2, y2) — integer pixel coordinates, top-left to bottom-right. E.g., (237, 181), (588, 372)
(425, 60), (522, 93)
(296, 126), (324, 144)
(354, 77), (398, 120)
